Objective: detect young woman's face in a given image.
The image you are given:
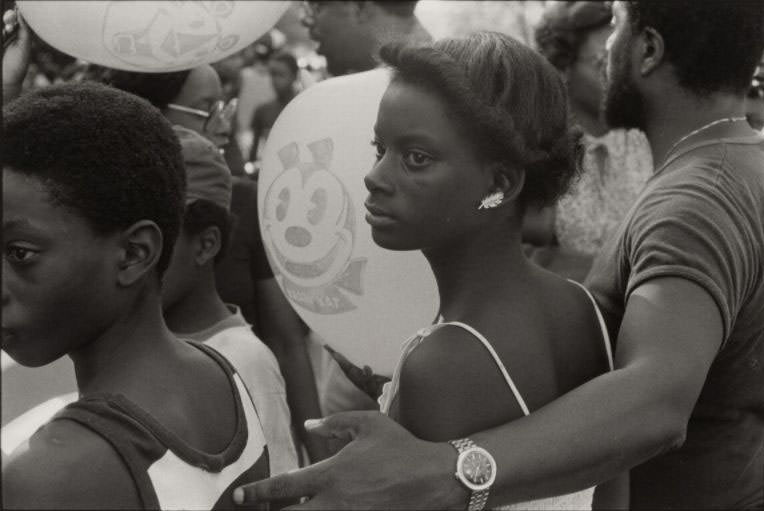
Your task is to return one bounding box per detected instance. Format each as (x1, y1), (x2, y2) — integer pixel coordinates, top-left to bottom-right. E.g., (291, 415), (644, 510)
(2, 170), (121, 367)
(364, 80), (493, 252)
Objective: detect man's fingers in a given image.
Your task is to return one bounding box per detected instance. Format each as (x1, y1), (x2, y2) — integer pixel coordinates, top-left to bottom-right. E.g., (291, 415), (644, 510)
(305, 410), (386, 441)
(234, 465), (323, 505)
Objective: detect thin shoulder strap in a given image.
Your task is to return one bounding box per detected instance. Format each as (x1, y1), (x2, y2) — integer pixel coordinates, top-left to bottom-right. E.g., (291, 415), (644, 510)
(567, 280), (614, 371)
(437, 321), (531, 416)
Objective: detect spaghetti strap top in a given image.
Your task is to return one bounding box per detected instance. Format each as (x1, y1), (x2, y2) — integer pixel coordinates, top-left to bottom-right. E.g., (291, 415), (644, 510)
(377, 281), (614, 510)
(379, 279), (615, 417)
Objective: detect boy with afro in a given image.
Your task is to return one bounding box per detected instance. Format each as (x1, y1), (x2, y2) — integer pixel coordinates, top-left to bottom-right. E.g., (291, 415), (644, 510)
(2, 82), (270, 509)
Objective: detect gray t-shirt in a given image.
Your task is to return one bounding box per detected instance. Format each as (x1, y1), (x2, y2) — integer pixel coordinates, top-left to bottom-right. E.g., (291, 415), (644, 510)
(586, 134), (764, 509)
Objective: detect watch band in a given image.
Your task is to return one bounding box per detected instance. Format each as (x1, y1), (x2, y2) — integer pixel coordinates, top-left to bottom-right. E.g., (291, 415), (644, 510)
(449, 438), (490, 511)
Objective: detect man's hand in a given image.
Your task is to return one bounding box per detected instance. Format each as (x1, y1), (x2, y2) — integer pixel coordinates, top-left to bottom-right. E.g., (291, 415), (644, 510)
(3, 7), (31, 102)
(233, 411), (464, 510)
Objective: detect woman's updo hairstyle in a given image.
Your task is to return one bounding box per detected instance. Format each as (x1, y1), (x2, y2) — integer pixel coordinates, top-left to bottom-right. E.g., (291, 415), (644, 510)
(379, 31), (582, 209)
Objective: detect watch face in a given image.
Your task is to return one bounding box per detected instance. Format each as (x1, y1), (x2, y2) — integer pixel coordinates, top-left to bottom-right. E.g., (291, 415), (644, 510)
(458, 447), (496, 491)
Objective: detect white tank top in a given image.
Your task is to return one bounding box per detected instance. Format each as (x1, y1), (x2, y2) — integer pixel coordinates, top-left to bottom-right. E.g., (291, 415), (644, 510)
(378, 280), (614, 510)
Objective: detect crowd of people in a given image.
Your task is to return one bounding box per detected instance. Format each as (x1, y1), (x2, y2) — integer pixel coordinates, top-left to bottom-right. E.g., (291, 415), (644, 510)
(2, 1), (763, 510)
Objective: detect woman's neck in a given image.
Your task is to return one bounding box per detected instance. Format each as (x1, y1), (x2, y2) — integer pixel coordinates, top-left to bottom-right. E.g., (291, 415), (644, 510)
(424, 220), (534, 321)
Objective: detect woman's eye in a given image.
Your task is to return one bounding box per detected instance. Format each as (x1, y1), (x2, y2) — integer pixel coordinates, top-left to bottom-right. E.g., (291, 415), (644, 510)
(371, 140), (386, 161)
(5, 245), (38, 265)
(403, 150), (433, 168)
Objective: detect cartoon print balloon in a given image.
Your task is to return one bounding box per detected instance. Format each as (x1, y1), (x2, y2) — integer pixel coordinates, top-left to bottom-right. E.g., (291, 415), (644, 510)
(259, 69), (440, 377)
(16, 1), (289, 72)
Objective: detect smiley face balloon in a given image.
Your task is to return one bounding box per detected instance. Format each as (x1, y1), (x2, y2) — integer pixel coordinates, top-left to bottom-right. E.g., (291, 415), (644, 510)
(259, 69), (439, 377)
(17, 1), (289, 72)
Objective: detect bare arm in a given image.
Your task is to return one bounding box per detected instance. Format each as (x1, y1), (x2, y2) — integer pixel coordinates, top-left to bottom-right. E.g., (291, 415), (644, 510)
(474, 277), (721, 505)
(395, 326), (525, 442)
(236, 277), (722, 509)
(255, 277), (332, 462)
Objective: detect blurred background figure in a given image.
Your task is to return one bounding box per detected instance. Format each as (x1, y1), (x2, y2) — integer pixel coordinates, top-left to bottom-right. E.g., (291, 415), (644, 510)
(95, 65), (243, 171)
(161, 126), (299, 479)
(301, 1), (430, 77)
(746, 55), (764, 131)
(231, 33), (280, 162)
(523, 1), (652, 281)
(249, 51), (300, 171)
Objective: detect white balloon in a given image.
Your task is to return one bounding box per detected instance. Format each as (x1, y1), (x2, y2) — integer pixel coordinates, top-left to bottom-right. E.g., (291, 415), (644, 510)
(258, 69), (440, 377)
(17, 1), (289, 72)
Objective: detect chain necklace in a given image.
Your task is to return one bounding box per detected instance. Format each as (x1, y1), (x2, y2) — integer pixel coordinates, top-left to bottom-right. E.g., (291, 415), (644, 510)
(665, 116), (748, 160)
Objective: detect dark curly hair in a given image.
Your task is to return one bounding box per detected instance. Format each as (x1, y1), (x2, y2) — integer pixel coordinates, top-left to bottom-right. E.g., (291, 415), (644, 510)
(379, 31), (582, 209)
(626, 0), (764, 95)
(183, 200), (234, 264)
(1, 82), (186, 278)
(94, 68), (192, 110)
(534, 1), (612, 71)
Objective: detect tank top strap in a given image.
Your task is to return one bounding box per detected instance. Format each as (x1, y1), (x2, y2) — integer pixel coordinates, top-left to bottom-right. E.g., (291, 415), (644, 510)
(435, 321), (531, 416)
(566, 280), (614, 371)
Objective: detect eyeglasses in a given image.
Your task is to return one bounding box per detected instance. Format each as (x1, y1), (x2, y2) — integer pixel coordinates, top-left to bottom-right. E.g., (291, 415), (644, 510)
(166, 98), (238, 134)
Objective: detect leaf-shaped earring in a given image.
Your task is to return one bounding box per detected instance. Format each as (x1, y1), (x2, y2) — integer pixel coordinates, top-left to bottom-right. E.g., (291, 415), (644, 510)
(478, 190), (504, 210)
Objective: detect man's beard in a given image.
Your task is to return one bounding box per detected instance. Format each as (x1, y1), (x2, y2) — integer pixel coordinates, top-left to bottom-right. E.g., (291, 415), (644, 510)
(602, 50), (647, 131)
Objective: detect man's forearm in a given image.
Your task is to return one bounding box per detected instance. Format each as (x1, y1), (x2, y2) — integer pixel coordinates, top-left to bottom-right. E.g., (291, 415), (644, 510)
(468, 365), (685, 507)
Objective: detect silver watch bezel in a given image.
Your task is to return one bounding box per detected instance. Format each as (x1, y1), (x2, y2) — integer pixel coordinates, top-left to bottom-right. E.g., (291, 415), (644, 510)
(454, 446), (497, 492)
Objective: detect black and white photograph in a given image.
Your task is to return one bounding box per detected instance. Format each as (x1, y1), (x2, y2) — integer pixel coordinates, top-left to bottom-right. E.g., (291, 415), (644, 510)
(2, 1), (763, 509)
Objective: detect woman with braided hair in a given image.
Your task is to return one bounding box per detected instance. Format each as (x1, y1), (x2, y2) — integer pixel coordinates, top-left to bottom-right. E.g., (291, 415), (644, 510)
(365, 31), (620, 509)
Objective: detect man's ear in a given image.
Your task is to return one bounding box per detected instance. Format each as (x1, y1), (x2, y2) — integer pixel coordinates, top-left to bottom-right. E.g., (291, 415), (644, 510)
(637, 26), (665, 76)
(193, 226), (222, 267)
(491, 163), (525, 206)
(117, 220), (163, 287)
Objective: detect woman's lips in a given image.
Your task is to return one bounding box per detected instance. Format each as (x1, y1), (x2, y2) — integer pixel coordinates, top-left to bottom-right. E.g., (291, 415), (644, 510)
(364, 201), (396, 227)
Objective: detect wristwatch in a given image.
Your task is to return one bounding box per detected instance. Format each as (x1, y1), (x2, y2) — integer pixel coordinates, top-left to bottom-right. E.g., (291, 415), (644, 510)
(449, 438), (497, 511)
